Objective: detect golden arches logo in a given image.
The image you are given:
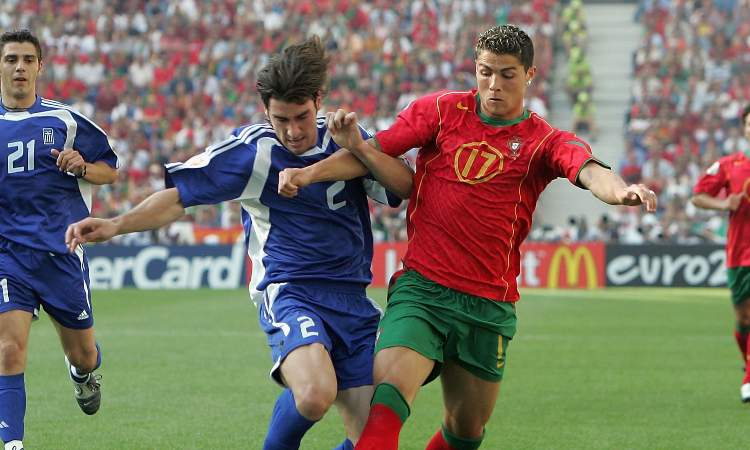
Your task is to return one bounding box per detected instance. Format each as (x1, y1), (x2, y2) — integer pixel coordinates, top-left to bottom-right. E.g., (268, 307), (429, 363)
(453, 141), (504, 184)
(548, 246), (598, 289)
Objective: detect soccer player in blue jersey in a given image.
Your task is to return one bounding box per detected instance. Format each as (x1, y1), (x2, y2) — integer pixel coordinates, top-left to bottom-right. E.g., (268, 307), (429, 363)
(0, 30), (119, 450)
(64, 36), (412, 450)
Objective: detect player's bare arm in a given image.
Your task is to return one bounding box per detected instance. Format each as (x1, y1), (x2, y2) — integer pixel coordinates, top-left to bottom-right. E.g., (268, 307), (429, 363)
(51, 148), (117, 184)
(326, 108), (414, 199)
(278, 149), (369, 197)
(691, 192), (742, 212)
(278, 110), (414, 200)
(65, 188), (185, 252)
(578, 161), (657, 211)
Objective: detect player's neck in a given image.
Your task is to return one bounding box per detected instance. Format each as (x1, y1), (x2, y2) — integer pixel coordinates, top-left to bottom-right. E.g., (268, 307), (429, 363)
(1, 93), (36, 111)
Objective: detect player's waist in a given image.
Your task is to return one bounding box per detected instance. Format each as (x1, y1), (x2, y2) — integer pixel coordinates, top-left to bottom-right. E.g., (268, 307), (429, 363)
(0, 233), (63, 254)
(404, 260), (519, 303)
(273, 278), (367, 295)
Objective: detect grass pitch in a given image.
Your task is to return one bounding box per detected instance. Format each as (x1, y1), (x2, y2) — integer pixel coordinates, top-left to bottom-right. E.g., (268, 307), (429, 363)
(23, 288), (746, 449)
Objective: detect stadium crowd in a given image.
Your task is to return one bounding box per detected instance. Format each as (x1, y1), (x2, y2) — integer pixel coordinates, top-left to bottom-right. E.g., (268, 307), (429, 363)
(613, 0), (750, 245)
(0, 0), (556, 244)
(531, 0), (749, 245)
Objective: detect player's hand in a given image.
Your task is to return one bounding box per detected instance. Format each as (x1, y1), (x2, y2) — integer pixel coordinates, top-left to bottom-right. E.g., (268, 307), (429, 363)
(726, 193), (743, 212)
(326, 109), (365, 152)
(278, 167), (312, 198)
(65, 218), (118, 252)
(617, 184), (657, 212)
(51, 148), (86, 177)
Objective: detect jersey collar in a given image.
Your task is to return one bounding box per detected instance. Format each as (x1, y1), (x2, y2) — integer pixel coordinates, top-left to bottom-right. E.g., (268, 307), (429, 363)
(0, 95), (41, 114)
(475, 93), (530, 126)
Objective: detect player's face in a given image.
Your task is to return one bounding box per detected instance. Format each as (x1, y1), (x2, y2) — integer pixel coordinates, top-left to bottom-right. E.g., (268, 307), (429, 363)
(267, 97), (320, 154)
(475, 50), (535, 121)
(0, 41), (41, 107)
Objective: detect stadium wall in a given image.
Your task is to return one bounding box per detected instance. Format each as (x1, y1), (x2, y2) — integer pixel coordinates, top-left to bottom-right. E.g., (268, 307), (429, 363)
(85, 242), (726, 290)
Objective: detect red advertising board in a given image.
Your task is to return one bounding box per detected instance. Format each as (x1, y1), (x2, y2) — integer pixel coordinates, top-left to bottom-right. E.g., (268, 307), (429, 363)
(245, 241), (604, 289)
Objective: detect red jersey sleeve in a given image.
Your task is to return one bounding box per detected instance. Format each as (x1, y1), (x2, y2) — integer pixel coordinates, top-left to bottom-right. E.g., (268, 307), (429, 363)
(693, 159), (727, 196)
(375, 92), (442, 157)
(544, 131), (609, 186)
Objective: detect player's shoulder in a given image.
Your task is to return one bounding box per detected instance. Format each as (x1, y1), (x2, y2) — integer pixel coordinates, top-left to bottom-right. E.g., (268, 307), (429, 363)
(528, 113), (582, 145)
(38, 97), (106, 132)
(725, 151), (748, 164)
(231, 122), (277, 146)
(430, 89), (474, 108)
(38, 97), (83, 117)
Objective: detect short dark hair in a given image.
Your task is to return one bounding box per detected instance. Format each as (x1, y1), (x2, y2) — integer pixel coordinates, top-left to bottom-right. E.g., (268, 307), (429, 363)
(474, 24), (534, 70)
(0, 29), (42, 60)
(256, 36), (329, 108)
(743, 104), (750, 124)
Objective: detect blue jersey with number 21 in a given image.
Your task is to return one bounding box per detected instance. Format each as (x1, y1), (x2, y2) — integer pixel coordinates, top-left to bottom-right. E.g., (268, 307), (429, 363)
(0, 96), (118, 254)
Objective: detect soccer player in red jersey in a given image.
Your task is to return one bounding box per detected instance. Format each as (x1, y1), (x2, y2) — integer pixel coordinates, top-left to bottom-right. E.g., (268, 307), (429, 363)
(691, 104), (750, 404)
(280, 24), (657, 449)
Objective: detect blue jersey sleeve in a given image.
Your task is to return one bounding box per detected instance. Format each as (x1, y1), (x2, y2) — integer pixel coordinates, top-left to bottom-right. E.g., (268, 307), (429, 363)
(71, 111), (118, 168)
(164, 131), (257, 207)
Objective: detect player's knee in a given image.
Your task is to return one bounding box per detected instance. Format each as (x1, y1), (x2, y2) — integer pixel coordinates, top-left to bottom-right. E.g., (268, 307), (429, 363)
(0, 338), (27, 372)
(738, 301), (750, 327)
(66, 345), (98, 373)
(294, 383), (337, 421)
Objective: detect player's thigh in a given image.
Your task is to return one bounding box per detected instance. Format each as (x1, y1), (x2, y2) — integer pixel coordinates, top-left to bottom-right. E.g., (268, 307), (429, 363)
(373, 346), (435, 404)
(440, 360), (501, 438)
(334, 384), (374, 441)
(259, 288), (333, 372)
(280, 342), (337, 391)
(729, 266), (750, 324)
(36, 249), (94, 330)
(0, 310), (34, 374)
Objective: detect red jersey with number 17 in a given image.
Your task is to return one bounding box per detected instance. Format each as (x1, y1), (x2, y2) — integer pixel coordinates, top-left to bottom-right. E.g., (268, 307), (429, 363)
(375, 90), (605, 302)
(693, 152), (750, 268)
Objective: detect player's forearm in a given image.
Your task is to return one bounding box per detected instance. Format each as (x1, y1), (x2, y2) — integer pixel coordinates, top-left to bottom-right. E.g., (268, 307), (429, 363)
(691, 193), (729, 211)
(348, 140), (414, 199)
(580, 163), (627, 205)
(81, 161), (118, 185)
(112, 188), (186, 235)
(306, 149), (369, 183)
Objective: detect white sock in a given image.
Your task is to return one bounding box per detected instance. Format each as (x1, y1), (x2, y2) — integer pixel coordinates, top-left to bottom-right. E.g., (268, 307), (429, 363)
(69, 366), (90, 383)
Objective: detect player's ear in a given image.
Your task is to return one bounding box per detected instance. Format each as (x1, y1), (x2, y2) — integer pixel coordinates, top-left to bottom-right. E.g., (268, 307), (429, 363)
(314, 93), (322, 111)
(526, 66), (537, 85)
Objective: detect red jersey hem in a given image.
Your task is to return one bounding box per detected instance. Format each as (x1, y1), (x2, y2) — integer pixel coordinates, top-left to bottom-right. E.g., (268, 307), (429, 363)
(405, 261), (519, 303)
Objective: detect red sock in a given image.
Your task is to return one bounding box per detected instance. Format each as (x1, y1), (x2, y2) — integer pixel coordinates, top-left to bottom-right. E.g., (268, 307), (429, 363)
(744, 333), (750, 385)
(354, 404), (403, 450)
(425, 428), (455, 450)
(735, 331), (748, 358)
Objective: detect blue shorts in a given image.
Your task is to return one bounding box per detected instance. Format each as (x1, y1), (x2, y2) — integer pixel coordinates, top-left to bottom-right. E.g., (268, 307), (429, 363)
(0, 238), (93, 329)
(259, 280), (381, 390)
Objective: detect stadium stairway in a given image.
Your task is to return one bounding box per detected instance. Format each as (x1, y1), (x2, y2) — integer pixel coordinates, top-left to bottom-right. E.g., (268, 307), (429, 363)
(536, 2), (641, 228)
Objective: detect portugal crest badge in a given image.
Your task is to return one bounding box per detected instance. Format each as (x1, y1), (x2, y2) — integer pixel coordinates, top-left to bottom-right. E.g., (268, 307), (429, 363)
(508, 136), (523, 159)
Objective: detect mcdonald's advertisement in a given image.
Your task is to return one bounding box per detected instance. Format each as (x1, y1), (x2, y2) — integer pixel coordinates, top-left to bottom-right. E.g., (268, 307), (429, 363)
(518, 242), (606, 289)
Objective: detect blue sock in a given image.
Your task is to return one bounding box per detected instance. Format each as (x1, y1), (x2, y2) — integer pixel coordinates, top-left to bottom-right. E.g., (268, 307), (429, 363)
(333, 438), (354, 450)
(0, 374), (25, 443)
(70, 342), (101, 383)
(263, 389), (316, 450)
